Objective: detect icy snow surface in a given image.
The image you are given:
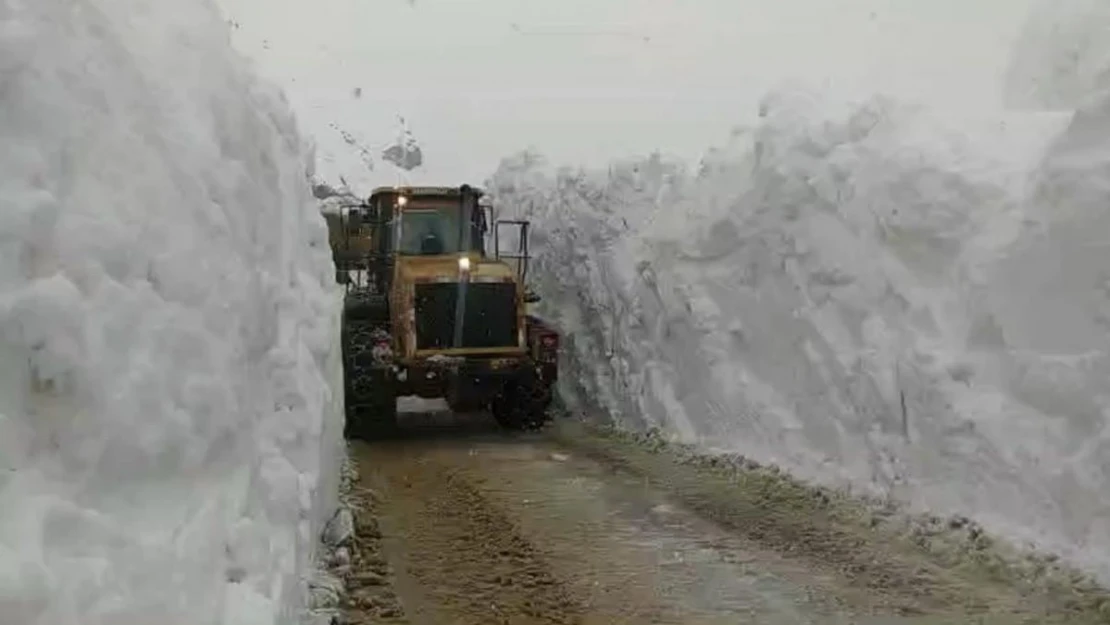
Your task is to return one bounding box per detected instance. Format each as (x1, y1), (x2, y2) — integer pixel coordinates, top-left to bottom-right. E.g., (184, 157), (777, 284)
(0, 1), (343, 624)
(488, 79), (1110, 583)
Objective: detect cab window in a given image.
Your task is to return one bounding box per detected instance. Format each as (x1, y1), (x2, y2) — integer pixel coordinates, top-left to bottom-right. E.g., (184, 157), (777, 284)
(397, 209), (462, 255)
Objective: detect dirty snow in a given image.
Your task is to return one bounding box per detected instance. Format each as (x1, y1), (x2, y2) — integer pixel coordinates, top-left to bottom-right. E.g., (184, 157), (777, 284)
(0, 1), (343, 624)
(489, 44), (1110, 588)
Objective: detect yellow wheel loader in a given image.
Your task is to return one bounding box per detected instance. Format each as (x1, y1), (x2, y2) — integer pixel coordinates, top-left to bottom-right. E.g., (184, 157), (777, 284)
(325, 185), (560, 439)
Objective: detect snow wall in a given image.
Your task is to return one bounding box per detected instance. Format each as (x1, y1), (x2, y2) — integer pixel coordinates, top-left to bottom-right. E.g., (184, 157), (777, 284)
(489, 82), (1110, 582)
(0, 2), (344, 624)
(1004, 0), (1110, 111)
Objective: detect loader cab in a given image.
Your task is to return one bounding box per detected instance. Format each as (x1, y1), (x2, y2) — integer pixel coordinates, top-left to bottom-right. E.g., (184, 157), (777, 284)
(372, 185), (489, 257)
(352, 185), (539, 302)
(394, 200), (483, 256)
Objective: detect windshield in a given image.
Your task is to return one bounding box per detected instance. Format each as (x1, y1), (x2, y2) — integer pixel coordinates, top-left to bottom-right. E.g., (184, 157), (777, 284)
(397, 208), (463, 255)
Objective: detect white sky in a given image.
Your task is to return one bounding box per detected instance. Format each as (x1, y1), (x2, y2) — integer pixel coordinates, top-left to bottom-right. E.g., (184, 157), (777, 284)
(216, 0), (1036, 190)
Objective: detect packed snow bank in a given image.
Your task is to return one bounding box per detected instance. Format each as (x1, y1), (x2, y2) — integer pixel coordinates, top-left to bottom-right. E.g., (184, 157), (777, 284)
(487, 88), (1110, 582)
(0, 1), (343, 624)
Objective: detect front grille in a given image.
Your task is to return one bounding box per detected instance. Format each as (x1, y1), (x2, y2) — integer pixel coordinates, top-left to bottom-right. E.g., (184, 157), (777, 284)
(414, 282), (518, 349)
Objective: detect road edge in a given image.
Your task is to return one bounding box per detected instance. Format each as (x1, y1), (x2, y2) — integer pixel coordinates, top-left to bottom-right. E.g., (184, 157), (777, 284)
(547, 414), (1110, 624)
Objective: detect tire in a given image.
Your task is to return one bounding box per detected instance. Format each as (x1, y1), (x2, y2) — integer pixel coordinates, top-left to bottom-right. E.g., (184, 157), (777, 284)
(344, 391), (398, 440)
(344, 358), (398, 440)
(490, 375), (553, 431)
(344, 291), (389, 324)
(341, 302), (395, 440)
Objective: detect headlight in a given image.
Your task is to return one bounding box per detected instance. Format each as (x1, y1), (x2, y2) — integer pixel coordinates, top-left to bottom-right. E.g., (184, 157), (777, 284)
(458, 256), (471, 271)
(396, 195), (408, 207)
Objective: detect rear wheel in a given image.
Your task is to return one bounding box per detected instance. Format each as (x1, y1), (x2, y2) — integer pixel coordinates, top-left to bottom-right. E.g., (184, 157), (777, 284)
(490, 374), (553, 431)
(344, 291), (389, 324)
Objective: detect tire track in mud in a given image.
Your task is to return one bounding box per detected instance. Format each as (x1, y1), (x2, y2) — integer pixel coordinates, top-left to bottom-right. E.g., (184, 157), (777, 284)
(343, 413), (1110, 625)
(345, 426), (899, 625)
(351, 439), (584, 625)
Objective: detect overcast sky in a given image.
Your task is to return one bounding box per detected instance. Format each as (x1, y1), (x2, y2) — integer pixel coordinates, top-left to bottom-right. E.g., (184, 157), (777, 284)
(216, 0), (1036, 191)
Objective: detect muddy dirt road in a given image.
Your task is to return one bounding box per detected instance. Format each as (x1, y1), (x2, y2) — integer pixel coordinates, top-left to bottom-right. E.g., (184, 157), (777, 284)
(342, 406), (1105, 625)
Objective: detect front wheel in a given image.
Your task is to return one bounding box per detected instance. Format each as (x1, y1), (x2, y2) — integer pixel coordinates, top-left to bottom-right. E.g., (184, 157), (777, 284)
(345, 390), (398, 440)
(490, 377), (552, 431)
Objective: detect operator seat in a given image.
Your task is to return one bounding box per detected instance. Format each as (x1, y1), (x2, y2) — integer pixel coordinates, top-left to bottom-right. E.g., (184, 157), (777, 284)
(420, 231), (444, 254)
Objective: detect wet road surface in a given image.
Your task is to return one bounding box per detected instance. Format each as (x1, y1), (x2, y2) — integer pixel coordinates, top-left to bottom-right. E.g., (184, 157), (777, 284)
(341, 407), (985, 625)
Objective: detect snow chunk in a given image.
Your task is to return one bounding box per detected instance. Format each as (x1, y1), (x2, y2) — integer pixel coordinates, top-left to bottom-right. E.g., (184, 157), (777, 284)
(381, 116), (423, 172)
(322, 508), (354, 549)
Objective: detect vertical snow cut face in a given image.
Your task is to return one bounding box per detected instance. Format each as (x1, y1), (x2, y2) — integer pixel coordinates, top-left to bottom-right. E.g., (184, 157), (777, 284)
(487, 87), (1110, 584)
(1004, 0), (1110, 110)
(0, 1), (343, 624)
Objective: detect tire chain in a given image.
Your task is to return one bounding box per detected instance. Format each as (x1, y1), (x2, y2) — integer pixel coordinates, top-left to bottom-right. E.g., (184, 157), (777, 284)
(345, 289), (379, 307)
(344, 289), (387, 321)
(345, 321), (376, 400)
(345, 320), (394, 403)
